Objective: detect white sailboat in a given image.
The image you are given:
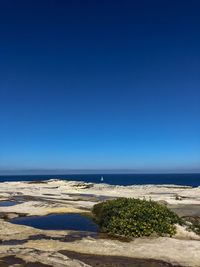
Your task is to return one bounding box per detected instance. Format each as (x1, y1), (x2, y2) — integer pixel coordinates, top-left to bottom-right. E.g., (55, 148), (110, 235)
(101, 176), (104, 182)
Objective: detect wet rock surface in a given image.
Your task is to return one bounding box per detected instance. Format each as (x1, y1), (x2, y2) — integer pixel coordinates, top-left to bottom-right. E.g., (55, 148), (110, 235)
(60, 251), (185, 267)
(0, 248), (90, 267)
(168, 204), (200, 217)
(0, 256), (52, 267)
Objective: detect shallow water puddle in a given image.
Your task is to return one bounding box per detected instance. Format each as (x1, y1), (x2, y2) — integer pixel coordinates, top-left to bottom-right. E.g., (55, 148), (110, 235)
(11, 213), (99, 232)
(0, 201), (18, 207)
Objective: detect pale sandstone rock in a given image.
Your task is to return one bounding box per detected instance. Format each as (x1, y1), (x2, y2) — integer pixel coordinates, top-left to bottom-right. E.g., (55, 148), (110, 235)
(1, 179), (200, 267)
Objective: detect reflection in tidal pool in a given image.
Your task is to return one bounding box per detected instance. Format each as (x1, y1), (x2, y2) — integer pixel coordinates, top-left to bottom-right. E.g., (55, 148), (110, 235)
(11, 213), (99, 232)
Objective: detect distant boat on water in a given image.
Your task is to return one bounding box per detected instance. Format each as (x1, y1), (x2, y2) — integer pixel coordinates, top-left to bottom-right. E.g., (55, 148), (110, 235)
(101, 176), (104, 182)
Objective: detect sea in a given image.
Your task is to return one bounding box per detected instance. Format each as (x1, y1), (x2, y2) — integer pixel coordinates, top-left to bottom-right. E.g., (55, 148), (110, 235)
(0, 173), (200, 187)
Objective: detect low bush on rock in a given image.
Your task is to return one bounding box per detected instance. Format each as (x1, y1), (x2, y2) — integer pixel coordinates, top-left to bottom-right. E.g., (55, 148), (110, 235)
(92, 198), (182, 238)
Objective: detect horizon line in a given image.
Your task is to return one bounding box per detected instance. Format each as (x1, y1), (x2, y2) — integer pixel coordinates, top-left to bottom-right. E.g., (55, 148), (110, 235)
(0, 168), (200, 176)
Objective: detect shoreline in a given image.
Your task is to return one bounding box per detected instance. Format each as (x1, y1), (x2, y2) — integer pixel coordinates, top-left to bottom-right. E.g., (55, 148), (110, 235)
(1, 173), (200, 188)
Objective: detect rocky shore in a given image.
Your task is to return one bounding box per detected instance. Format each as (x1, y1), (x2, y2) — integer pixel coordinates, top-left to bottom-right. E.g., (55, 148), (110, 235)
(0, 179), (200, 267)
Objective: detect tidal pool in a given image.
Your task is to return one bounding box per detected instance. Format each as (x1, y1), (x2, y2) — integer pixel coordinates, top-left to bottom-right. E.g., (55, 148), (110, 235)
(11, 213), (99, 232)
(0, 201), (18, 207)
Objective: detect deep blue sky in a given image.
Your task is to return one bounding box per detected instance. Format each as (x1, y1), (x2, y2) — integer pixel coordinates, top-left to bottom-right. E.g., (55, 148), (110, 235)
(0, 0), (200, 173)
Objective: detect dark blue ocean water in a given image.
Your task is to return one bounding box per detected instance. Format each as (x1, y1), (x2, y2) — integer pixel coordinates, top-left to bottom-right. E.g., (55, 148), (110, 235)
(0, 173), (200, 187)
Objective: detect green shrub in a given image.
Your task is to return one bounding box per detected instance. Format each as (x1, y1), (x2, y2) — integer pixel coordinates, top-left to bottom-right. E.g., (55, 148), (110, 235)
(92, 198), (182, 238)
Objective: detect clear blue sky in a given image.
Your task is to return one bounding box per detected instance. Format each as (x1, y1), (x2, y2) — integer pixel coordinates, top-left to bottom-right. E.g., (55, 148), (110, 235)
(0, 0), (200, 173)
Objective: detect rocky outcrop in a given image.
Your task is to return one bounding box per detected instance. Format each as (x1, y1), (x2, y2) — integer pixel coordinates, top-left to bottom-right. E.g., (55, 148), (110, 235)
(0, 179), (200, 267)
